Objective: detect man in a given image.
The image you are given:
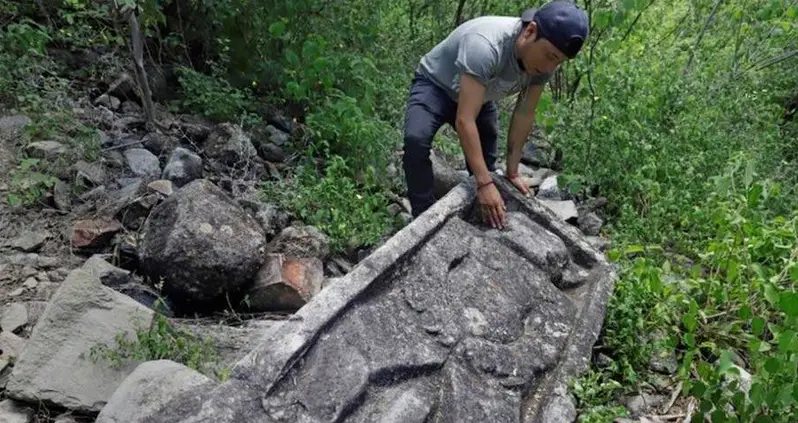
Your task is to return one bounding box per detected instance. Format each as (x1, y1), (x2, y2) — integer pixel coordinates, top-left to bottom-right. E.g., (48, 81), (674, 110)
(401, 0), (588, 229)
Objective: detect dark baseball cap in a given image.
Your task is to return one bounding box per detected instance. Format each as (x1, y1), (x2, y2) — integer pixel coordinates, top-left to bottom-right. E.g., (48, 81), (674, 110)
(521, 1), (589, 59)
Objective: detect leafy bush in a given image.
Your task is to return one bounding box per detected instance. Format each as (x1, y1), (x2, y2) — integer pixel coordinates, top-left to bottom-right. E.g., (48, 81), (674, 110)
(261, 155), (400, 255)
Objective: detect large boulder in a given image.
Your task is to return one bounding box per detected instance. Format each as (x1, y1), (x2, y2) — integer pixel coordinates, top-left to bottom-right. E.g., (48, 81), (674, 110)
(4, 261), (154, 413)
(138, 179), (266, 311)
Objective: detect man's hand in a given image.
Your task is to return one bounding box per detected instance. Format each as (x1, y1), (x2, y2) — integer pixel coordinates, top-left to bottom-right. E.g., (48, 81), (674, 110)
(506, 172), (530, 196)
(477, 180), (506, 229)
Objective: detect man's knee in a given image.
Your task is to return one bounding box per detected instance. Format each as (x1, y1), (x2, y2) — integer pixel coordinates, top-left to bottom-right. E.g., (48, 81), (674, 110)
(402, 129), (433, 164)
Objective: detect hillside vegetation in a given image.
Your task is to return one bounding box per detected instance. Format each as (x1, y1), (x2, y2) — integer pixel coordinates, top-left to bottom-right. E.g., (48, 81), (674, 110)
(1, 0), (797, 421)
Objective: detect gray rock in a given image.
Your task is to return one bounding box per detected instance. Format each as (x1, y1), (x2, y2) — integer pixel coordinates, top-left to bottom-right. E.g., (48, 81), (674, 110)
(141, 132), (173, 155)
(162, 147), (202, 188)
(204, 123), (257, 167)
(266, 225), (329, 260)
(257, 142), (288, 162)
(585, 238), (610, 255)
(0, 115), (31, 134)
(83, 255), (131, 287)
(9, 230), (50, 252)
(139, 179), (266, 310)
(147, 179), (174, 196)
(537, 175), (561, 200)
(2, 253), (60, 269)
(625, 394), (667, 417)
(94, 94), (121, 110)
(25, 141), (67, 159)
(75, 160), (107, 186)
(52, 414), (80, 423)
(0, 399), (33, 423)
(115, 177), (616, 423)
(538, 388), (577, 423)
(431, 150), (467, 199)
(96, 360), (215, 423)
(238, 201), (292, 239)
(539, 199), (578, 221)
(123, 148), (161, 177)
(5, 265), (154, 413)
(577, 211), (603, 236)
(53, 180), (71, 211)
(265, 124), (289, 146)
(1, 303), (28, 333)
(649, 349), (678, 375)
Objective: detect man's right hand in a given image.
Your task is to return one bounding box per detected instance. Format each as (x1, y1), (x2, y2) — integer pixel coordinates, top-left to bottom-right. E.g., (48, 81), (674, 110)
(477, 181), (506, 229)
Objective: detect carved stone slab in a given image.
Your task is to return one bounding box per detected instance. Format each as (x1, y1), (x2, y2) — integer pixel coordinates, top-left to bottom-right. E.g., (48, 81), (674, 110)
(98, 176), (617, 423)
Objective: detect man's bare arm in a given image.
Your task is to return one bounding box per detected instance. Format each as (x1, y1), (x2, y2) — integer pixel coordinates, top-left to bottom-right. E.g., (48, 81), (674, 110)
(455, 73), (491, 185)
(506, 84), (544, 177)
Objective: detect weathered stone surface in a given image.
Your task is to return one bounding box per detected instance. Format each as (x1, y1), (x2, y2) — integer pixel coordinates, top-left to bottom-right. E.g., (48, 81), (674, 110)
(1, 303), (28, 333)
(0, 399), (32, 423)
(124, 148), (161, 178)
(537, 175), (561, 200)
(5, 265), (154, 413)
(431, 150), (467, 199)
(96, 360), (215, 423)
(25, 140), (67, 159)
(147, 179), (174, 196)
(75, 160), (107, 186)
(141, 132), (174, 155)
(539, 199), (579, 221)
(8, 230), (50, 252)
(162, 147), (202, 188)
(139, 179), (266, 310)
(0, 115), (31, 134)
(113, 177), (615, 422)
(204, 123), (257, 167)
(578, 211), (603, 236)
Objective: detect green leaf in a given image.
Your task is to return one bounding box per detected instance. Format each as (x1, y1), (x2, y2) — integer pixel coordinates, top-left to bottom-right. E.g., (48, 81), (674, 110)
(779, 292), (798, 317)
(790, 265), (798, 282)
(765, 284), (780, 307)
(765, 358), (780, 373)
(748, 184), (763, 207)
(268, 21), (286, 37)
(752, 317), (766, 336)
(754, 416), (774, 423)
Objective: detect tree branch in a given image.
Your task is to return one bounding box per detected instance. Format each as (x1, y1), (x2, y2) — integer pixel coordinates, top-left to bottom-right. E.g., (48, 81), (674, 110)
(683, 0), (725, 76)
(127, 9), (157, 131)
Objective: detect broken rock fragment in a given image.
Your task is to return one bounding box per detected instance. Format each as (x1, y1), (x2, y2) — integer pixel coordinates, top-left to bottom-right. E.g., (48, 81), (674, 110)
(245, 254), (324, 312)
(71, 218), (123, 249)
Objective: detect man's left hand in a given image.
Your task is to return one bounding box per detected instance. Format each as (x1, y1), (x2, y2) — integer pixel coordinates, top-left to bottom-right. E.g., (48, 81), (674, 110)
(506, 173), (530, 196)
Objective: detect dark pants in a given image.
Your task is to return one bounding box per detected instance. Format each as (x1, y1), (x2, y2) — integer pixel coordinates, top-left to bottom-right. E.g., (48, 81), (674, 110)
(402, 71), (499, 217)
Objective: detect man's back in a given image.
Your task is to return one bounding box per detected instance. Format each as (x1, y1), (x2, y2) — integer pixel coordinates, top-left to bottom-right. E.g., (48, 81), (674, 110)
(418, 15), (551, 103)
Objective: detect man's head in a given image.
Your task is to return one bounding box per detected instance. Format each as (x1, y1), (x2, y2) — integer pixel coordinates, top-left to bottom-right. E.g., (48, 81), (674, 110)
(515, 1), (589, 76)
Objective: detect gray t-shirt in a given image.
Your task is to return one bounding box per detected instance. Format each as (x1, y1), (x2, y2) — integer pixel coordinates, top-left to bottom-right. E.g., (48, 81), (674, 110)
(417, 16), (551, 103)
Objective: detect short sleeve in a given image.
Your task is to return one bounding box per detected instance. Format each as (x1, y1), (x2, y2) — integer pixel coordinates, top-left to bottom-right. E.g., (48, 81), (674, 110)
(454, 34), (499, 85)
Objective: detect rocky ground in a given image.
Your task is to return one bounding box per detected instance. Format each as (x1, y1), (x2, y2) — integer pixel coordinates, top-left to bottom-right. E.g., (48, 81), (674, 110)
(0, 66), (616, 421)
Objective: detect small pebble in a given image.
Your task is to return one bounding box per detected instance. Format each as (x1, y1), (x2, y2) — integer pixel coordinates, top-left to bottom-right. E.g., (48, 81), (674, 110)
(9, 288), (24, 297)
(21, 266), (37, 278)
(23, 277), (38, 290)
(37, 271), (50, 282)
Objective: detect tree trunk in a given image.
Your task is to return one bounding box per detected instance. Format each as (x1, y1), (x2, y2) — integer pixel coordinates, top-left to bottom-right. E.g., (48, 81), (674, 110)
(454, 0), (467, 29)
